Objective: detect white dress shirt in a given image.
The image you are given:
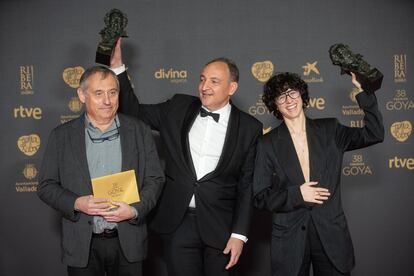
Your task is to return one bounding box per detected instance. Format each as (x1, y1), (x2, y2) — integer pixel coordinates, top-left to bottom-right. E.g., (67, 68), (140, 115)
(188, 103), (247, 243)
(111, 65), (247, 242)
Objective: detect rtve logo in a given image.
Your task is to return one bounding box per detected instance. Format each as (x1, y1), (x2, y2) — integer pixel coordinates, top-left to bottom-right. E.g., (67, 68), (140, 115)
(308, 97), (325, 110)
(389, 157), (414, 170)
(14, 105), (42, 119)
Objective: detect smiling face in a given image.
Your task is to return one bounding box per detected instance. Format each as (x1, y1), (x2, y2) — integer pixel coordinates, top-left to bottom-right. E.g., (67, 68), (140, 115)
(198, 61), (238, 111)
(275, 89), (305, 121)
(77, 72), (119, 126)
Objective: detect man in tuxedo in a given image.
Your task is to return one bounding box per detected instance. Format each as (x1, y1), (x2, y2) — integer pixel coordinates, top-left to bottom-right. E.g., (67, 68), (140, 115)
(110, 39), (262, 276)
(37, 66), (165, 276)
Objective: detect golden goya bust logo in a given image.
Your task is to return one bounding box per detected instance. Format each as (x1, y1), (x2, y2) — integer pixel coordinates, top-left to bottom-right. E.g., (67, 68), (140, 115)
(390, 120), (412, 142)
(63, 66), (85, 88)
(17, 134), (40, 156)
(251, 61), (274, 82)
(108, 183), (125, 197)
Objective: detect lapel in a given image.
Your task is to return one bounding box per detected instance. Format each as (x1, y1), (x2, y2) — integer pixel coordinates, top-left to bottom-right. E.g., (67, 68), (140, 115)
(273, 122), (305, 186)
(306, 118), (327, 183)
(69, 115), (92, 194)
(273, 118), (327, 186)
(180, 99), (201, 177)
(199, 104), (240, 181)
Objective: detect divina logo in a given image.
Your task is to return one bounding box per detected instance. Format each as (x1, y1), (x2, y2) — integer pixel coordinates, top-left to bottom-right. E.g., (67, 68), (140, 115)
(154, 68), (187, 83)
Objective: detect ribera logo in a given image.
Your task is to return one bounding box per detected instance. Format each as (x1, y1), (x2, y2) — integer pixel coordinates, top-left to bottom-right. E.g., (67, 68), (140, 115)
(394, 54), (406, 83)
(251, 61), (274, 82)
(386, 89), (413, 111)
(342, 154), (372, 176)
(154, 68), (187, 83)
(302, 61), (323, 83)
(13, 105), (42, 120)
(349, 119), (364, 128)
(20, 65), (34, 95)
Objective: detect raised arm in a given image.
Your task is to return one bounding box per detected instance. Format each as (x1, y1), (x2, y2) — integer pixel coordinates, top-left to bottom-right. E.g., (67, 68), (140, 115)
(110, 38), (169, 131)
(335, 72), (384, 151)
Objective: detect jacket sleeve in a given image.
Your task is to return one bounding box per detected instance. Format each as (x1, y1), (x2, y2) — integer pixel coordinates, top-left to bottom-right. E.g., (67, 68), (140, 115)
(117, 71), (170, 131)
(37, 129), (80, 222)
(335, 91), (384, 152)
(230, 123), (262, 236)
(253, 136), (306, 213)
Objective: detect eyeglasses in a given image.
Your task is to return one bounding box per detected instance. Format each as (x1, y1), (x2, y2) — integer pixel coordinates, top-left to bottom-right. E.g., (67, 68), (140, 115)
(87, 119), (120, 143)
(276, 89), (301, 104)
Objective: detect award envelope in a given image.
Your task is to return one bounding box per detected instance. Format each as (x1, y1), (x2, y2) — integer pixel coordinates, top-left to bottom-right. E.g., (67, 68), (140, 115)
(91, 170), (140, 204)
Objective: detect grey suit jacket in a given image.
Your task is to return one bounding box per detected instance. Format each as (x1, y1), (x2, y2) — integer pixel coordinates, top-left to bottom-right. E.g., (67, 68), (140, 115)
(37, 113), (165, 267)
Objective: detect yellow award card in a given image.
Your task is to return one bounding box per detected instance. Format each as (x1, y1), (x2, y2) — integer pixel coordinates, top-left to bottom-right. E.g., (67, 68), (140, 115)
(91, 170), (140, 204)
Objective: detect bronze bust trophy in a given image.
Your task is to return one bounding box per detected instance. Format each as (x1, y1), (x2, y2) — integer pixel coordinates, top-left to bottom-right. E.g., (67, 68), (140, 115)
(96, 9), (128, 66)
(329, 43), (383, 93)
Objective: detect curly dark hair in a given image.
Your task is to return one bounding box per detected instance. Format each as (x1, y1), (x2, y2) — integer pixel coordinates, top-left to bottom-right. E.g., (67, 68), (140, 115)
(262, 72), (309, 120)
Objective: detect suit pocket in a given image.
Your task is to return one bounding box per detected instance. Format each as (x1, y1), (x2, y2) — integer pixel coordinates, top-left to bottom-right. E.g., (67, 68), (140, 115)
(271, 213), (289, 239)
(271, 222), (289, 240)
(332, 212), (347, 229)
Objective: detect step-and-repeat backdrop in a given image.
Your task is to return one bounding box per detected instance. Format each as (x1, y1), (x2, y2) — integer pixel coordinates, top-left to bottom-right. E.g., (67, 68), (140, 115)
(0, 0), (413, 275)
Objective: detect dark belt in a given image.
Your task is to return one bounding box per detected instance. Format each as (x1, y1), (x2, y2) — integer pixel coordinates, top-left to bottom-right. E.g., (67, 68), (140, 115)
(92, 229), (118, 239)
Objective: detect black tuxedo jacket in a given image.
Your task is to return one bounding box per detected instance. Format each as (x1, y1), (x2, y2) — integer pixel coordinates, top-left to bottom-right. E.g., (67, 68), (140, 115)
(118, 71), (262, 249)
(253, 91), (384, 275)
(37, 113), (165, 267)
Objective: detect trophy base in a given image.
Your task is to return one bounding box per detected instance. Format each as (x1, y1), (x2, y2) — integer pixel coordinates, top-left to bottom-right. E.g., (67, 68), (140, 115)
(95, 51), (111, 66)
(356, 69), (383, 93)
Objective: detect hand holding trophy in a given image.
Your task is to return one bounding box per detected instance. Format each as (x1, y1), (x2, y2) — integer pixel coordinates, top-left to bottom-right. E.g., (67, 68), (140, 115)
(329, 43), (383, 93)
(96, 8), (128, 66)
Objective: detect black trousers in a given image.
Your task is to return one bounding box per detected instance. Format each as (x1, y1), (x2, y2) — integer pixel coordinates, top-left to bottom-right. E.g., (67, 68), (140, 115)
(298, 220), (350, 276)
(161, 208), (236, 276)
(67, 235), (142, 276)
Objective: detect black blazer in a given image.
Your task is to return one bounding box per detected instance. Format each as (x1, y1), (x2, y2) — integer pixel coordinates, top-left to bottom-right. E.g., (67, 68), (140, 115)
(37, 113), (165, 267)
(253, 91), (384, 275)
(118, 71), (263, 249)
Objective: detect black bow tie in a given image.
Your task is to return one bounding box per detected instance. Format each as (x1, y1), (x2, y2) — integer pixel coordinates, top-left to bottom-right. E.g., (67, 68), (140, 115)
(199, 108), (220, 122)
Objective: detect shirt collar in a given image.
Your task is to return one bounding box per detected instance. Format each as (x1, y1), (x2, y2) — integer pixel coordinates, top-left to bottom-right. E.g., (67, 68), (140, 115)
(201, 102), (232, 123)
(84, 114), (120, 134)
